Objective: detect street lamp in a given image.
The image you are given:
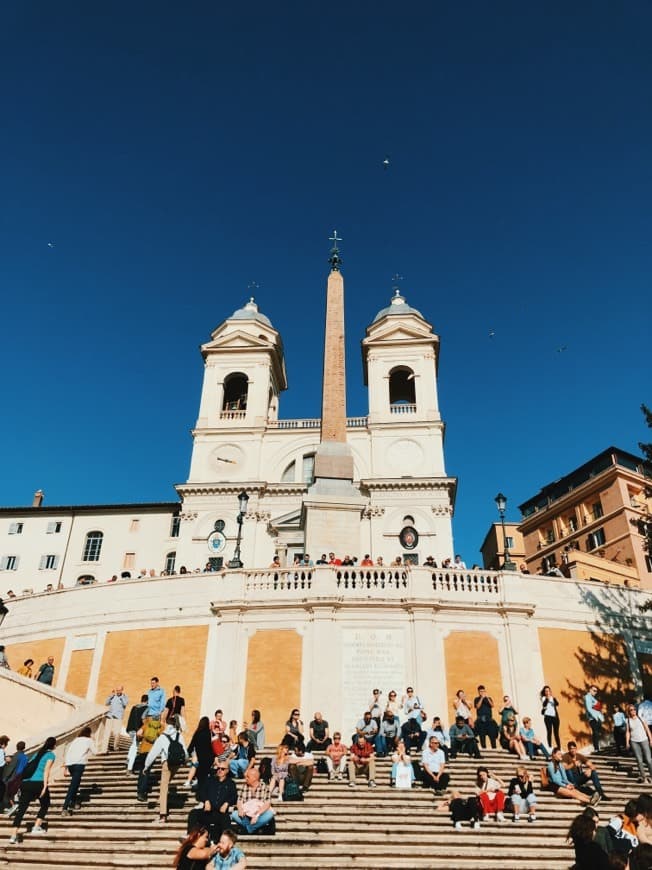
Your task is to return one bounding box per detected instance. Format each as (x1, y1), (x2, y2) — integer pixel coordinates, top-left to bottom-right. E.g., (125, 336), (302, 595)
(228, 490), (250, 569)
(494, 492), (517, 571)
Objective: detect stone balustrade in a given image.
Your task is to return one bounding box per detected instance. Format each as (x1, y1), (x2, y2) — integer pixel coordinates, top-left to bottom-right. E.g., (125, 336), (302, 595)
(266, 416), (369, 429)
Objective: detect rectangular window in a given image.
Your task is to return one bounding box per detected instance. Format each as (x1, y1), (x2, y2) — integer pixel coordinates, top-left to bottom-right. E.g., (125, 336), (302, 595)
(46, 521), (62, 534)
(0, 555), (18, 570)
(8, 523), (23, 535)
(545, 528), (555, 544)
(165, 552), (177, 574)
(646, 555), (652, 573)
(302, 454), (315, 486)
(588, 528), (606, 550)
(592, 501), (604, 520)
(129, 519), (140, 532)
(567, 515), (577, 532)
(505, 536), (514, 549)
(123, 552), (135, 570)
(170, 516), (181, 538)
(39, 555), (59, 570)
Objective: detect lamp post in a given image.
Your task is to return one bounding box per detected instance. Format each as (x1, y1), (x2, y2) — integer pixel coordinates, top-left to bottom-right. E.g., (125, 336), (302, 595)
(228, 490), (249, 569)
(494, 492), (517, 571)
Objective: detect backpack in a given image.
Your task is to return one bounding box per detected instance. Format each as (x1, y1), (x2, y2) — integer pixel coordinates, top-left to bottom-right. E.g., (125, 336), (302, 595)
(283, 779), (304, 801)
(165, 733), (187, 767)
(22, 751), (44, 781)
(140, 718), (162, 748)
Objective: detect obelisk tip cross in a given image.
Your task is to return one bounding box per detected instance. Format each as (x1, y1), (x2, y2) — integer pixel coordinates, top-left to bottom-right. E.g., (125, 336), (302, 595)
(328, 230), (343, 271)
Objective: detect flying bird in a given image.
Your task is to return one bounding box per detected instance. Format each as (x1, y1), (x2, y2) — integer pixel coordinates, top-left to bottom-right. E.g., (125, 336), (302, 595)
(556, 345), (568, 353)
(382, 155), (390, 169)
(47, 242), (55, 248)
(488, 330), (495, 338)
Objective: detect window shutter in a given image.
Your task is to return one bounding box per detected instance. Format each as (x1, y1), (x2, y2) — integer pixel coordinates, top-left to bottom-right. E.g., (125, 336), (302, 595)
(53, 555), (60, 569)
(47, 522), (56, 533)
(0, 556), (8, 570)
(9, 523), (17, 534)
(39, 555), (47, 570)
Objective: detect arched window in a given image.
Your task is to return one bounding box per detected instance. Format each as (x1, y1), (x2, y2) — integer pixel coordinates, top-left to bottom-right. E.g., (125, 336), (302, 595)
(389, 367), (416, 407)
(76, 574), (95, 586)
(82, 531), (103, 562)
(281, 460), (296, 483)
(165, 551), (176, 574)
(222, 372), (248, 411)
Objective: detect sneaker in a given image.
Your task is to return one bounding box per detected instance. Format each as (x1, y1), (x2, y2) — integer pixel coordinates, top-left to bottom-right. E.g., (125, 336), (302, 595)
(368, 780), (377, 788)
(454, 821), (463, 830)
(136, 793), (148, 802)
(8, 835), (18, 845)
(496, 811), (505, 822)
(31, 827), (46, 836)
(181, 781), (192, 789)
(336, 774), (342, 781)
(151, 817), (167, 825)
(590, 792), (602, 806)
(472, 820), (481, 829)
(529, 813), (536, 822)
(348, 781), (355, 788)
(61, 809), (72, 817)
(512, 814), (520, 822)
(73, 802), (82, 810)
(3, 807), (15, 815)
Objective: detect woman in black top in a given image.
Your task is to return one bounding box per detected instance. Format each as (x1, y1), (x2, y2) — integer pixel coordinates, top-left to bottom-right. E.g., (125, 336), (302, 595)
(173, 827), (218, 870)
(567, 811), (611, 870)
(187, 717), (214, 800)
(540, 685), (561, 748)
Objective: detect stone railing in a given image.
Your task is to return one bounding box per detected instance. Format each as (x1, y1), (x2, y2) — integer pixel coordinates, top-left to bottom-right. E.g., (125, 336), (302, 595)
(219, 410), (247, 420)
(223, 566), (503, 602)
(266, 416), (369, 430)
(389, 404), (417, 414)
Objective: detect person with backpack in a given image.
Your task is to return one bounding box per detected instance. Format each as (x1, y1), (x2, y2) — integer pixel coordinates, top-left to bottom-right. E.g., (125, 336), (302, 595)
(8, 736), (56, 844)
(138, 715), (187, 824)
(625, 702), (652, 783)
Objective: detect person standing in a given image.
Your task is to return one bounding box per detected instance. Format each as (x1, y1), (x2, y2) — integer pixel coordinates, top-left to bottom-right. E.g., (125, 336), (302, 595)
(147, 676), (166, 719)
(0, 646), (10, 669)
(36, 656), (55, 686)
(584, 685), (604, 751)
(540, 685), (561, 748)
(140, 715), (187, 824)
(105, 686), (129, 751)
(9, 736), (57, 844)
(62, 726), (94, 815)
(473, 685), (498, 749)
(125, 694), (149, 773)
(17, 659), (34, 679)
(625, 702), (652, 783)
(163, 685), (186, 730)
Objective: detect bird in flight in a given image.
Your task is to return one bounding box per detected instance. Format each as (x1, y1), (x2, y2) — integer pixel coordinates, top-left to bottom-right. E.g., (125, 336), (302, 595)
(47, 242), (55, 248)
(488, 330), (495, 338)
(382, 155), (390, 169)
(556, 345), (568, 353)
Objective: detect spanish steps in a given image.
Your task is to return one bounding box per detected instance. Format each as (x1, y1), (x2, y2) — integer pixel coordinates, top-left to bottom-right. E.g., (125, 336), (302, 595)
(1, 742), (643, 870)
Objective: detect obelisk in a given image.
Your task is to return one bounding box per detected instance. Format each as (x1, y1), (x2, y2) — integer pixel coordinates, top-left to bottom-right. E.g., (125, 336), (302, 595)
(303, 232), (363, 555)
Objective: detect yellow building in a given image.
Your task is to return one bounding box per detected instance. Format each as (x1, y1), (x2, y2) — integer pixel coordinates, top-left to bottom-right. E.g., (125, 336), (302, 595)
(480, 521), (526, 571)
(518, 447), (652, 587)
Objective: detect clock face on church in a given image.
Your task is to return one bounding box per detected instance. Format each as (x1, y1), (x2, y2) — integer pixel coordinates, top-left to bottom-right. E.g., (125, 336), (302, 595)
(213, 444), (244, 476)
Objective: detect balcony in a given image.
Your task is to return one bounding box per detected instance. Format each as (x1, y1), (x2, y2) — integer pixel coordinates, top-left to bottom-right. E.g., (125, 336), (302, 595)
(219, 410), (246, 421)
(389, 404), (417, 415)
(266, 416), (369, 430)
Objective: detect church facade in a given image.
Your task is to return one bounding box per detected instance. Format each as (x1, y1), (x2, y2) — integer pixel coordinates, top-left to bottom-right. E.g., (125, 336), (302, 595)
(2, 255), (651, 749)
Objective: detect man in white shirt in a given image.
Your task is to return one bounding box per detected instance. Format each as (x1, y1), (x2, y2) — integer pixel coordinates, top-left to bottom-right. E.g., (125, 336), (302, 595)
(62, 726), (94, 815)
(425, 717), (451, 760)
(287, 743), (314, 792)
(139, 716), (187, 823)
(421, 736), (450, 794)
(105, 686), (129, 751)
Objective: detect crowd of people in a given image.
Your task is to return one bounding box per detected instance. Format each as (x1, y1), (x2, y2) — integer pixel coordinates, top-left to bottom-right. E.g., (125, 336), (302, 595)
(5, 670), (652, 870)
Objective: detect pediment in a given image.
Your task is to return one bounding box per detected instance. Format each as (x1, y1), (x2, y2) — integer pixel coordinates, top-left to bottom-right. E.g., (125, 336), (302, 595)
(269, 508), (302, 530)
(364, 321), (436, 345)
(202, 330), (276, 354)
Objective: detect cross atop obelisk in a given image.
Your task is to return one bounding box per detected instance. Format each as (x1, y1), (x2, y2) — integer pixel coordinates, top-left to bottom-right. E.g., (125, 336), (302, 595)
(319, 230), (348, 446)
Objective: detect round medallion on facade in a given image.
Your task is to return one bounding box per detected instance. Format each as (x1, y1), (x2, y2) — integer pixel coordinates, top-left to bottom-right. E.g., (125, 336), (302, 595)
(213, 444), (244, 476)
(207, 530), (227, 554)
(399, 526), (419, 550)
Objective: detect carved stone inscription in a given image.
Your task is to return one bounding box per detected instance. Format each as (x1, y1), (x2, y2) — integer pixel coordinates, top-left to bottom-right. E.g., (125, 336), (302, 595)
(341, 628), (406, 732)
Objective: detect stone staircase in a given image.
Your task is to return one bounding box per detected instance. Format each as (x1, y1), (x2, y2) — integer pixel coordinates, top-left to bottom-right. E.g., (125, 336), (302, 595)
(0, 744), (645, 869)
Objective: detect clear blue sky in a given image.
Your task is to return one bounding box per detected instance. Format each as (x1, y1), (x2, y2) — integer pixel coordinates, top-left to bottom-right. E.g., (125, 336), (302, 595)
(1, 2), (650, 563)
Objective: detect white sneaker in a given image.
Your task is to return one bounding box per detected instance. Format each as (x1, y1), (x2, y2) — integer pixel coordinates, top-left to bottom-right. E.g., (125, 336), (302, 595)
(512, 814), (520, 822)
(8, 835), (18, 845)
(348, 781), (355, 788)
(496, 811), (505, 822)
(529, 813), (536, 822)
(472, 820), (481, 829)
(31, 827), (46, 836)
(368, 780), (377, 788)
(454, 821), (463, 830)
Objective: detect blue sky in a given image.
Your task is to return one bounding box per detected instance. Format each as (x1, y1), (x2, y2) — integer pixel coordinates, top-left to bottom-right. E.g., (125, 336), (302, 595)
(1, 2), (650, 563)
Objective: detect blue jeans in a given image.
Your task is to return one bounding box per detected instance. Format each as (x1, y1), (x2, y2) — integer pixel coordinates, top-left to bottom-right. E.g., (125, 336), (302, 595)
(63, 764), (86, 810)
(229, 758), (250, 778)
(230, 807), (274, 833)
(523, 740), (550, 759)
(567, 765), (603, 795)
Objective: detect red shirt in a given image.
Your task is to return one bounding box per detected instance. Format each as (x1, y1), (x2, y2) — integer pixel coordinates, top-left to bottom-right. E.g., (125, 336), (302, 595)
(351, 741), (374, 761)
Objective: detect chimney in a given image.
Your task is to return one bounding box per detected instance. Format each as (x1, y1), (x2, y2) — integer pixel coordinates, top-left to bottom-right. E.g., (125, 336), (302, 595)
(32, 490), (44, 508)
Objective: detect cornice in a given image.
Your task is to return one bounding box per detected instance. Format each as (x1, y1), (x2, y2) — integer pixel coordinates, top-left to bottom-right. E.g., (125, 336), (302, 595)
(361, 476), (457, 492)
